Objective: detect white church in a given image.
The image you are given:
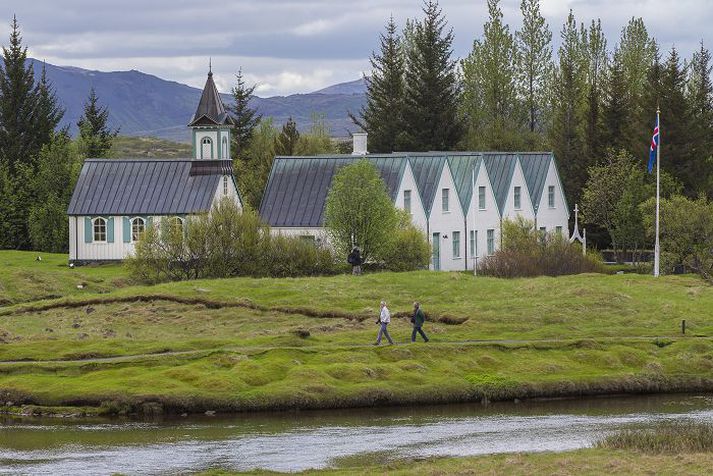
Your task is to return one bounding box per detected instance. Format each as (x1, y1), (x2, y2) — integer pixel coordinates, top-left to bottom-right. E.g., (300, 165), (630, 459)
(68, 70), (570, 271)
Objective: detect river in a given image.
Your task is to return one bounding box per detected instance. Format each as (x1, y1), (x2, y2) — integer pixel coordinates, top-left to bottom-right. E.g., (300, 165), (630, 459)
(1, 394), (712, 474)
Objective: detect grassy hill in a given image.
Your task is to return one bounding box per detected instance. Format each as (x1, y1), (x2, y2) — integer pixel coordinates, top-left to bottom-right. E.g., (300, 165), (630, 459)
(111, 135), (192, 158)
(0, 250), (712, 416)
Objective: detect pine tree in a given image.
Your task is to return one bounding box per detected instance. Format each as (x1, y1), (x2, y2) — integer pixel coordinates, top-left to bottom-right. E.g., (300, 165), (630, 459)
(583, 19), (608, 163)
(229, 68), (261, 159)
(515, 0), (553, 137)
(658, 48), (694, 193)
(350, 16), (405, 153)
(462, 0), (523, 150)
(77, 87), (118, 158)
(0, 16), (38, 171)
(603, 49), (634, 153)
(686, 41), (713, 194)
(401, 0), (462, 151)
(274, 117), (300, 156)
(34, 63), (65, 151)
(549, 10), (588, 206)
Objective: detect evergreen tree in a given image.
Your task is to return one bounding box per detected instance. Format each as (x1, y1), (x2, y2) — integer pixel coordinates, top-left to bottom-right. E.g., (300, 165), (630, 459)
(583, 19), (608, 163)
(0, 16), (38, 171)
(515, 0), (553, 137)
(77, 87), (118, 158)
(34, 63), (65, 150)
(462, 0), (523, 150)
(401, 0), (462, 151)
(658, 48), (694, 193)
(351, 16), (405, 153)
(603, 48), (635, 153)
(229, 68), (261, 159)
(686, 41), (713, 194)
(549, 10), (588, 206)
(274, 117), (300, 156)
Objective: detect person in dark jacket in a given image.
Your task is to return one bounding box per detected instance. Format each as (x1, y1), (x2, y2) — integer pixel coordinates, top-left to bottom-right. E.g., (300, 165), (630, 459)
(410, 301), (429, 342)
(347, 247), (363, 275)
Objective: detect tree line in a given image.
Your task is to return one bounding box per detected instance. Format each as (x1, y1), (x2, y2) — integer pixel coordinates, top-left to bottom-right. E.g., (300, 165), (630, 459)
(355, 0), (713, 213)
(0, 17), (117, 252)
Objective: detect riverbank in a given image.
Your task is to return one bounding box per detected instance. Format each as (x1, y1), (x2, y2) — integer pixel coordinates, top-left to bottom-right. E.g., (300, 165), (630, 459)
(1, 250), (712, 415)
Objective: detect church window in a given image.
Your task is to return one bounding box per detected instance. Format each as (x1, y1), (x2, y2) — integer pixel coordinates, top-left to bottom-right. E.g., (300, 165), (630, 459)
(201, 137), (213, 159)
(131, 217), (145, 242)
(222, 136), (228, 159)
(93, 217), (107, 242)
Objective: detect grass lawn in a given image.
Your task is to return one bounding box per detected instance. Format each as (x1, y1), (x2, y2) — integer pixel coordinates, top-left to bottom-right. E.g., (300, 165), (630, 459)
(1, 250), (713, 414)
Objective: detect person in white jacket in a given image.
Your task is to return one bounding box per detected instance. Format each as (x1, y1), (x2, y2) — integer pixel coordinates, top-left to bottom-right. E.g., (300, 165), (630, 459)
(374, 300), (394, 345)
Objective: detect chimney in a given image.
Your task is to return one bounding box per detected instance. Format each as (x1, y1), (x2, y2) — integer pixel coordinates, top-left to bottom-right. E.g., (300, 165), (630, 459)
(351, 132), (368, 155)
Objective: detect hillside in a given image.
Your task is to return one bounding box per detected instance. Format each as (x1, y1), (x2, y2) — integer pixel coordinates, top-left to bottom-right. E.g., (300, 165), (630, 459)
(28, 60), (366, 142)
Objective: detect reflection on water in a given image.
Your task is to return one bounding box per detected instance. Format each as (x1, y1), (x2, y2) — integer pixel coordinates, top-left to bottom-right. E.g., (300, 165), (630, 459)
(1, 394), (712, 474)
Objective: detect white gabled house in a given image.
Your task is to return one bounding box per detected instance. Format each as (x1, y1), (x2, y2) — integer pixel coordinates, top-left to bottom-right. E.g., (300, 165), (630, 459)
(67, 69), (242, 264)
(259, 136), (570, 271)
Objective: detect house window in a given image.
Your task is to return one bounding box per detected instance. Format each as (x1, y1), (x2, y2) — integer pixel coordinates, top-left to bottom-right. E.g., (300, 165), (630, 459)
(170, 216), (184, 233)
(548, 186), (555, 208)
(452, 231), (460, 258)
(442, 188), (449, 212)
(479, 186), (486, 209)
(201, 137), (213, 159)
(514, 186), (521, 210)
(223, 176), (229, 196)
(556, 226), (563, 235)
(404, 190), (412, 214)
(487, 229), (495, 255)
(93, 217), (106, 242)
(131, 217), (145, 242)
(222, 136), (228, 159)
(470, 230), (477, 256)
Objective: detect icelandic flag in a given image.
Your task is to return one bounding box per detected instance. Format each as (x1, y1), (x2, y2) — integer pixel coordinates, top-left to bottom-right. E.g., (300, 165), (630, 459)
(648, 116), (659, 173)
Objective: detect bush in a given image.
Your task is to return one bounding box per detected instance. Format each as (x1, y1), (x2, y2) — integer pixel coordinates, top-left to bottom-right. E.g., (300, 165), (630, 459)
(126, 198), (342, 283)
(596, 421), (713, 454)
(479, 217), (604, 278)
(380, 211), (431, 271)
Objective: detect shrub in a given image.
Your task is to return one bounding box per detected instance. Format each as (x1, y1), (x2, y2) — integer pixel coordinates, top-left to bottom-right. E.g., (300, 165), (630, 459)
(266, 235), (343, 277)
(479, 217), (604, 278)
(380, 211), (431, 271)
(596, 420), (713, 454)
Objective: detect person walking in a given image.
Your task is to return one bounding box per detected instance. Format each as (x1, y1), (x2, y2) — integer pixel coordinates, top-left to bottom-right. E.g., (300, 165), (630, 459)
(374, 300), (394, 345)
(348, 247), (363, 275)
(410, 301), (429, 343)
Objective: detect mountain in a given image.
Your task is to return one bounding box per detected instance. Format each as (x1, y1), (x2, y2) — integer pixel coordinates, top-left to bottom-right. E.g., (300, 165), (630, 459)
(28, 60), (366, 142)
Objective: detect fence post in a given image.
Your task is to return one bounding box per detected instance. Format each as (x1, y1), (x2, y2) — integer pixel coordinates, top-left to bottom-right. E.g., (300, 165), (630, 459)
(682, 319), (686, 335)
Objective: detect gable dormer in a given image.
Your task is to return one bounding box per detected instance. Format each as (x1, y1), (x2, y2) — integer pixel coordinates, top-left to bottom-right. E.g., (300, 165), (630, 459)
(189, 67), (234, 160)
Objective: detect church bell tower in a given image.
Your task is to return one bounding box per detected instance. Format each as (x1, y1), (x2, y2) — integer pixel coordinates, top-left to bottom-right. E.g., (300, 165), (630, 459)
(188, 63), (234, 160)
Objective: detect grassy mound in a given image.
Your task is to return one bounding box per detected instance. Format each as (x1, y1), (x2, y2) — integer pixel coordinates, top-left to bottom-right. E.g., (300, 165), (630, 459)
(597, 421), (713, 454)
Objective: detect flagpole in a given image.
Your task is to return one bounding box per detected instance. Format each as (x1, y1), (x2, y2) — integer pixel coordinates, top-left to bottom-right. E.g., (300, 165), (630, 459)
(654, 107), (661, 278)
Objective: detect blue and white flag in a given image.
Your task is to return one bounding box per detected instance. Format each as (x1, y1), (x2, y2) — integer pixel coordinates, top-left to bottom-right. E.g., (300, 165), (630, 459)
(648, 116), (659, 173)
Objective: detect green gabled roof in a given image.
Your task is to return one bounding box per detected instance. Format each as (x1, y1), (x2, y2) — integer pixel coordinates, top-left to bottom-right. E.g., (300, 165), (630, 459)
(259, 155), (406, 227)
(519, 153), (553, 212)
(447, 154), (481, 212)
(482, 153), (517, 215)
(408, 155), (447, 217)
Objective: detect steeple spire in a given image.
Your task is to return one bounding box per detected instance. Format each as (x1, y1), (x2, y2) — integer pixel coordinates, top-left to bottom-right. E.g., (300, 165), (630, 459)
(188, 66), (230, 126)
(209, 57), (212, 75)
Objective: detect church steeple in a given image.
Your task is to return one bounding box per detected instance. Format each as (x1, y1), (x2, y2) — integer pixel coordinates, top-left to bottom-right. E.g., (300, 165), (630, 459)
(189, 66), (234, 160)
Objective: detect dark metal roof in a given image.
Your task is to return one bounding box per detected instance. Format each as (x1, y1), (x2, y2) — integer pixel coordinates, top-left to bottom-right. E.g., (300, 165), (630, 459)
(447, 154), (481, 212)
(408, 155), (447, 217)
(519, 153), (553, 212)
(482, 153), (518, 215)
(67, 159), (230, 216)
(259, 155), (406, 227)
(188, 72), (232, 126)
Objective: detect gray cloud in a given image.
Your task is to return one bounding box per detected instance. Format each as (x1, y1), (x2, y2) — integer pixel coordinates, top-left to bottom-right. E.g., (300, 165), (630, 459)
(1, 0), (711, 96)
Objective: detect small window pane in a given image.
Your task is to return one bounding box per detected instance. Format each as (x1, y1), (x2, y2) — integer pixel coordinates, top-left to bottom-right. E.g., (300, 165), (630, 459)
(131, 217), (145, 242)
(478, 186), (486, 209)
(93, 218), (106, 242)
(556, 226), (563, 235)
(514, 186), (521, 209)
(223, 176), (229, 196)
(487, 229), (495, 255)
(452, 231), (460, 258)
(442, 188), (449, 212)
(548, 186), (555, 208)
(404, 190), (411, 214)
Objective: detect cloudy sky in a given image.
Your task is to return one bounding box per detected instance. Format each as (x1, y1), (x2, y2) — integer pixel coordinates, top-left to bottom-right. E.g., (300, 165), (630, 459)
(2, 0), (711, 97)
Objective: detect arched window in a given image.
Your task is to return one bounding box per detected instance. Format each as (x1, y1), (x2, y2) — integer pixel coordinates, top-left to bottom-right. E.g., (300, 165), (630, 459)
(201, 137), (213, 159)
(131, 217), (146, 242)
(170, 216), (184, 233)
(221, 136), (228, 159)
(93, 217), (107, 242)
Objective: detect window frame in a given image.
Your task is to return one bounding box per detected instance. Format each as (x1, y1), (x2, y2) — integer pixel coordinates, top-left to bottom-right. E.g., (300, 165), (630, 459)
(478, 186), (486, 210)
(130, 217), (146, 243)
(548, 185), (555, 208)
(201, 136), (213, 159)
(452, 231), (460, 259)
(223, 176), (229, 196)
(487, 229), (495, 256)
(442, 188), (450, 213)
(514, 186), (521, 210)
(93, 217), (107, 243)
(469, 229), (477, 257)
(403, 189), (412, 214)
(221, 136), (228, 159)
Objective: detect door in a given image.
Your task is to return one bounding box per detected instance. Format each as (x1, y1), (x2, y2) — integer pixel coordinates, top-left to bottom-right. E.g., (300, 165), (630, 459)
(432, 233), (440, 271)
